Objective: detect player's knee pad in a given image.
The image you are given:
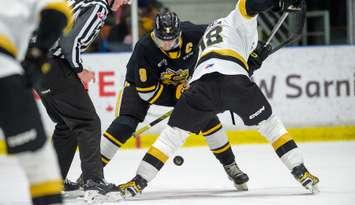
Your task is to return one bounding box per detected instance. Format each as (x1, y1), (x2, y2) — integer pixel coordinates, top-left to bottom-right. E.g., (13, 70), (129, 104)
(152, 126), (190, 157)
(257, 114), (303, 170)
(16, 141), (63, 200)
(0, 75), (47, 154)
(137, 126), (189, 181)
(202, 122), (225, 149)
(101, 115), (139, 162)
(257, 114), (287, 142)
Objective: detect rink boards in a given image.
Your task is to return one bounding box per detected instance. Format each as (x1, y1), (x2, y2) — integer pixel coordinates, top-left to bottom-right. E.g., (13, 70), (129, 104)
(1, 46), (355, 153)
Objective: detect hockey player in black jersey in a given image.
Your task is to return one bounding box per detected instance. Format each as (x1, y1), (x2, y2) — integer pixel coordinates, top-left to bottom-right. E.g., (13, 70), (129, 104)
(118, 0), (319, 198)
(100, 10), (249, 191)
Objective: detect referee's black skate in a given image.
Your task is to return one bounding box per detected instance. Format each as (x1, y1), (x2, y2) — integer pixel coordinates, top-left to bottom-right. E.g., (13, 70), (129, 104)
(224, 162), (249, 191)
(64, 179), (80, 191)
(62, 179), (84, 199)
(291, 164), (319, 194)
(118, 175), (148, 199)
(82, 178), (122, 202)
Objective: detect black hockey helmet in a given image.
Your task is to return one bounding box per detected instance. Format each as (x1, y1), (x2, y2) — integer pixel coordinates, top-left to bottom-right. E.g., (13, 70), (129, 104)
(154, 9), (181, 41)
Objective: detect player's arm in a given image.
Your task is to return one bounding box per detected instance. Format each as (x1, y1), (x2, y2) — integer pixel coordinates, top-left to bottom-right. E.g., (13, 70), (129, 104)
(128, 46), (162, 104)
(59, 4), (108, 73)
(34, 0), (74, 51)
(23, 0), (73, 86)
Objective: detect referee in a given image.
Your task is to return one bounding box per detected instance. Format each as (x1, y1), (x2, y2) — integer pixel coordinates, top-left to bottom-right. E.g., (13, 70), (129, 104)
(33, 0), (130, 192)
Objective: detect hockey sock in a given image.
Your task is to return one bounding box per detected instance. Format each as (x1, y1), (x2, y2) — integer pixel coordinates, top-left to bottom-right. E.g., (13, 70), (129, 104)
(100, 116), (138, 166)
(203, 124), (235, 166)
(257, 114), (304, 170)
(137, 126), (189, 182)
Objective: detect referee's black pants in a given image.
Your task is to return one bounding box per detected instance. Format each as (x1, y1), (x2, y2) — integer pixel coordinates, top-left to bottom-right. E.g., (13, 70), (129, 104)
(36, 57), (103, 182)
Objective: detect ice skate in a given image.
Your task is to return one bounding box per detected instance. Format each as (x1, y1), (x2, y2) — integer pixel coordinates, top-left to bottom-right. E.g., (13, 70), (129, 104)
(62, 178), (84, 199)
(82, 178), (122, 203)
(292, 164), (320, 194)
(224, 162), (249, 191)
(118, 175), (148, 199)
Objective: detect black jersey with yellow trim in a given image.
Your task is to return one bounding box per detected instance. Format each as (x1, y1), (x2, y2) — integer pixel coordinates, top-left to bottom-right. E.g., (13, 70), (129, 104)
(125, 21), (206, 106)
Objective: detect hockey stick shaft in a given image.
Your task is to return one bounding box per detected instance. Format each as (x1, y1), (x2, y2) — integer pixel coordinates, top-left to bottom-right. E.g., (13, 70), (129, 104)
(268, 2), (307, 53)
(265, 12), (289, 45)
(133, 110), (173, 137)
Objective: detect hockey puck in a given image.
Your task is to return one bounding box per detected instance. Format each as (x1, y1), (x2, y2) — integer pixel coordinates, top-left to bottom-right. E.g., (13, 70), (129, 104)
(173, 155), (184, 166)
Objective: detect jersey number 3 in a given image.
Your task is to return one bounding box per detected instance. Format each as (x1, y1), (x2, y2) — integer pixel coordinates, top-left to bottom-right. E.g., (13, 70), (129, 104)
(199, 25), (223, 51)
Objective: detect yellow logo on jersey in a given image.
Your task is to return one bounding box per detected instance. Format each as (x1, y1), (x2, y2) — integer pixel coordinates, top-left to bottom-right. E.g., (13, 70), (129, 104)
(185, 42), (193, 54)
(160, 68), (189, 86)
(139, 68), (147, 82)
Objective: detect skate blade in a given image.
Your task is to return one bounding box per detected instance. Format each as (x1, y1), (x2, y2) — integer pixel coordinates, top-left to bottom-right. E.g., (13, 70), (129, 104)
(105, 192), (124, 201)
(234, 182), (248, 191)
(62, 190), (84, 199)
(84, 190), (124, 203)
(306, 183), (320, 194)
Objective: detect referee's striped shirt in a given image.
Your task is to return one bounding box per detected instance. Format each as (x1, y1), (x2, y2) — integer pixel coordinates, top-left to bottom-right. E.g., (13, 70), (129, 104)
(51, 0), (109, 73)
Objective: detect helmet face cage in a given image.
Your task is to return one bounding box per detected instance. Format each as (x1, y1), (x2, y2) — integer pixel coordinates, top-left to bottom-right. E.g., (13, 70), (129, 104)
(154, 11), (181, 41)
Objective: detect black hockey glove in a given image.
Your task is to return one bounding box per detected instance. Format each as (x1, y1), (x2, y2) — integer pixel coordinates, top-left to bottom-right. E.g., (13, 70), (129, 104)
(274, 0), (304, 13)
(22, 47), (51, 88)
(247, 41), (272, 76)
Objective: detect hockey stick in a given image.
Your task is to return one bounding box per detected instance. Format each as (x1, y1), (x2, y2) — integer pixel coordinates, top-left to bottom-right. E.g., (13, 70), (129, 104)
(265, 12), (290, 46)
(267, 2), (307, 54)
(132, 110), (173, 137)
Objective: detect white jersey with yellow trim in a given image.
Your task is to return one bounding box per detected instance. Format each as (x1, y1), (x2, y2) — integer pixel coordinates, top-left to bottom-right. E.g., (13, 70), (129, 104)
(0, 0), (65, 78)
(190, 0), (258, 83)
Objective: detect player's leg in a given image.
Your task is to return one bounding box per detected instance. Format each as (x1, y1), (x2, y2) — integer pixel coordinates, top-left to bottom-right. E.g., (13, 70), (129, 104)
(201, 117), (249, 191)
(0, 74), (63, 205)
(224, 74), (319, 193)
(118, 77), (221, 198)
(100, 84), (149, 166)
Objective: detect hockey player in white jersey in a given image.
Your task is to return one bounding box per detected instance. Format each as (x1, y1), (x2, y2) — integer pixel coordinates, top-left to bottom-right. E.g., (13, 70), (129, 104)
(118, 0), (319, 198)
(0, 0), (73, 204)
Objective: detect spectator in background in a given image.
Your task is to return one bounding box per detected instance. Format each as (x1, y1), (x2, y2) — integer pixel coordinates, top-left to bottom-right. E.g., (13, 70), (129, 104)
(138, 0), (164, 37)
(108, 0), (165, 44)
(89, 0), (166, 52)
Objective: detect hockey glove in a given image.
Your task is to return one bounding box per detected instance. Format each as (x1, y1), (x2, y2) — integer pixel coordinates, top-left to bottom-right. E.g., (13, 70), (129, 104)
(22, 47), (51, 88)
(175, 82), (189, 100)
(247, 41), (272, 76)
(275, 0), (304, 13)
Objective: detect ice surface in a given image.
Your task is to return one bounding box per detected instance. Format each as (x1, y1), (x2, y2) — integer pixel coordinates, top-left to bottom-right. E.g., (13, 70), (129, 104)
(1, 142), (355, 205)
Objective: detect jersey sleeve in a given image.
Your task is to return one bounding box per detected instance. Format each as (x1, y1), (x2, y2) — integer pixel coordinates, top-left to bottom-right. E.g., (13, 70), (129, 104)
(236, 0), (257, 20)
(35, 0), (73, 33)
(128, 44), (164, 104)
(237, 0), (276, 19)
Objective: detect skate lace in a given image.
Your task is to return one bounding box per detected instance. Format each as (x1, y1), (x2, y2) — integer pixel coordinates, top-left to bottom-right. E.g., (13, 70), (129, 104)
(225, 163), (243, 178)
(297, 171), (319, 186)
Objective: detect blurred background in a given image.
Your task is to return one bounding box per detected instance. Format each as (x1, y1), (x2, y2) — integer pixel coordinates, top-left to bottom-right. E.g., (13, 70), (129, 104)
(87, 0), (354, 53)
